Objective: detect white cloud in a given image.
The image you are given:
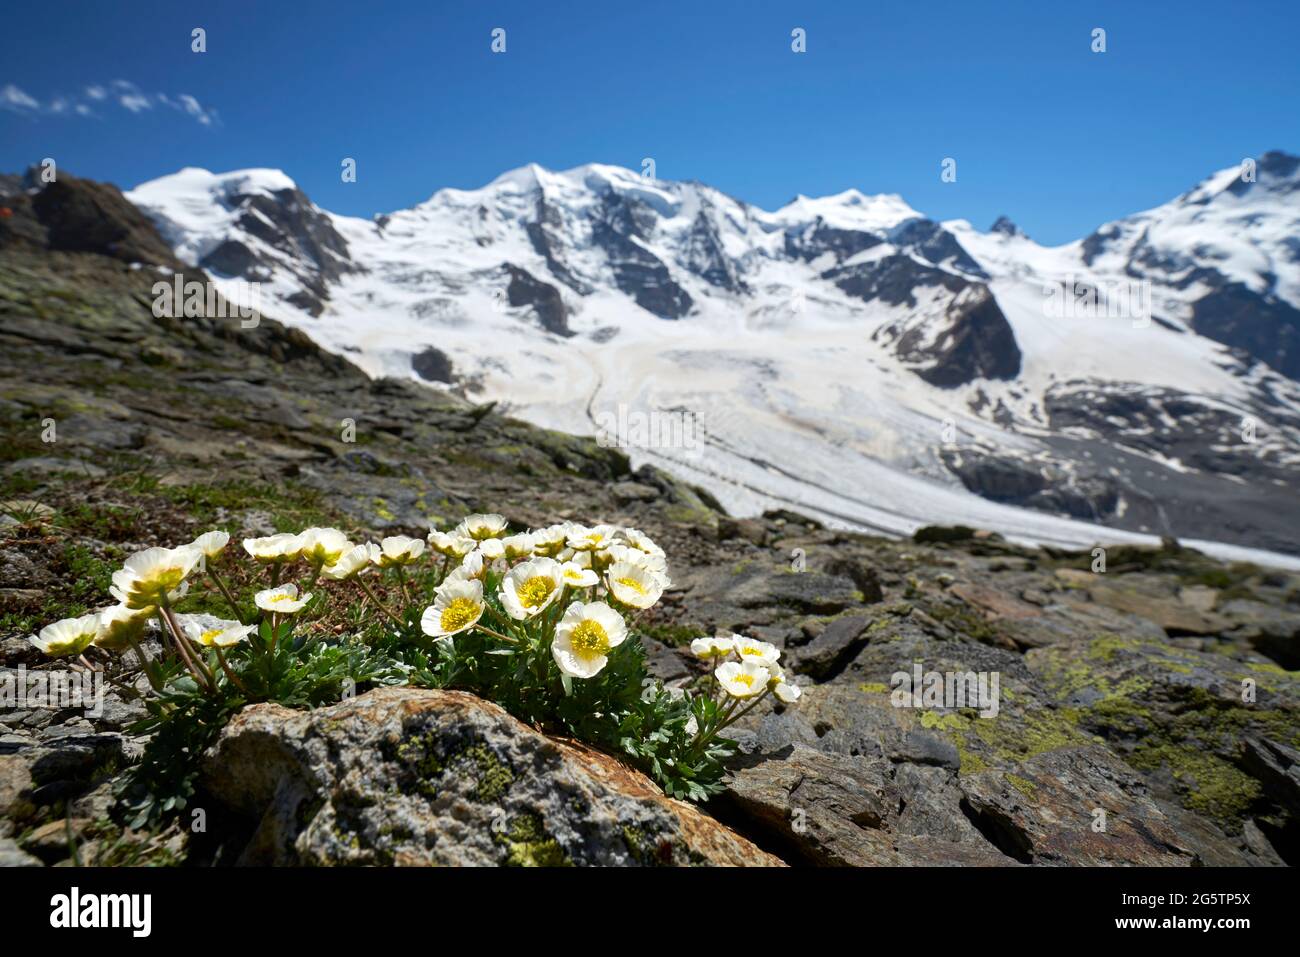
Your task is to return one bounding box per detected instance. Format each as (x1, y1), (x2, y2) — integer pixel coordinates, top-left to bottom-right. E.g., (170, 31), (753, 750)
(0, 80), (217, 126)
(0, 84), (41, 111)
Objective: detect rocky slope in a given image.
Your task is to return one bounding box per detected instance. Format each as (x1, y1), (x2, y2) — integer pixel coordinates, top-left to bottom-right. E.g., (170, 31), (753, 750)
(1, 173), (1298, 867)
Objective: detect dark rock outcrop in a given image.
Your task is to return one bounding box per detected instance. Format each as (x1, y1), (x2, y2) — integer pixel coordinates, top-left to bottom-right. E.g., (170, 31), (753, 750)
(504, 264), (571, 336)
(0, 170), (182, 268)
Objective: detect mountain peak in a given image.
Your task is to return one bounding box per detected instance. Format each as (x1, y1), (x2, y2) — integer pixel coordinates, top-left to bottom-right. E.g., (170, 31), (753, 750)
(989, 215), (1024, 238)
(772, 189), (920, 231)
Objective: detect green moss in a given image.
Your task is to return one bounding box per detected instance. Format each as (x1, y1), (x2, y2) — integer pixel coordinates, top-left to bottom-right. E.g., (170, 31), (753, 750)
(1006, 773), (1038, 798)
(919, 704), (1088, 776)
(858, 682), (890, 694)
(464, 744), (514, 802)
(496, 813), (570, 867)
(919, 710), (965, 731)
(1087, 633), (1139, 663)
(1128, 743), (1261, 822)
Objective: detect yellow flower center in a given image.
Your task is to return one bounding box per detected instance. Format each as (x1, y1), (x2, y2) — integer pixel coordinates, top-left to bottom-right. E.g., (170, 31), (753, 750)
(564, 569), (585, 582)
(616, 576), (647, 595)
(268, 593), (294, 604)
(201, 629), (222, 644)
(440, 597), (481, 632)
(517, 576), (555, 608)
(733, 673), (755, 689)
(741, 645), (763, 656)
(570, 620), (610, 658)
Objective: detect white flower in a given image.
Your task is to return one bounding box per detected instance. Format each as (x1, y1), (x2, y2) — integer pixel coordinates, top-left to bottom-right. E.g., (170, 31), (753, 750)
(427, 529), (476, 558)
(502, 532), (535, 561)
(420, 578), (485, 640)
(560, 561), (599, 588)
(31, 614), (100, 657)
(476, 538), (505, 560)
(767, 663), (802, 702)
(109, 545), (202, 609)
(189, 530), (230, 559)
(376, 535), (425, 567)
(529, 524), (571, 556)
(733, 636), (781, 666)
(605, 561), (664, 609)
(453, 549), (486, 580)
(773, 678), (803, 704)
(715, 661), (770, 699)
(298, 527), (354, 568)
(685, 715), (699, 736)
(455, 513), (508, 541)
(323, 543), (379, 580)
(94, 604), (151, 651)
(243, 532), (303, 564)
(255, 583), (312, 614)
(621, 527), (665, 557)
(179, 613), (255, 648)
(499, 557), (564, 620)
(689, 634), (735, 659)
(601, 542), (668, 576)
(567, 524), (619, 552)
(551, 601), (627, 678)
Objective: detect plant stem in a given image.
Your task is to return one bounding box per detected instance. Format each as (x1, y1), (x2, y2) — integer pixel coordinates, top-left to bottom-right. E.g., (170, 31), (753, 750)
(213, 646), (249, 694)
(395, 566), (412, 605)
(355, 577), (405, 626)
(158, 605), (214, 692)
(712, 690), (771, 737)
(473, 623), (518, 643)
(207, 567), (245, 623)
(125, 636), (162, 692)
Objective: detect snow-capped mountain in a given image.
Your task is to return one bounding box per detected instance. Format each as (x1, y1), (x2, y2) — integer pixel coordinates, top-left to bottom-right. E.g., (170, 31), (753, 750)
(125, 153), (1300, 564)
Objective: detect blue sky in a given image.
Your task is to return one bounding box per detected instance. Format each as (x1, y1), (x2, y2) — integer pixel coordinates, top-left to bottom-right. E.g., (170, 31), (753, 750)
(2, 0), (1297, 244)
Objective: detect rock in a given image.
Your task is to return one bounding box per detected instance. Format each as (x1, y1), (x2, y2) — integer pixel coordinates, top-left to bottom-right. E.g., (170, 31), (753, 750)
(411, 346), (454, 384)
(719, 566), (861, 615)
(0, 753), (33, 805)
(1028, 633), (1300, 840)
(505, 264), (571, 336)
(949, 582), (1041, 621)
(960, 747), (1194, 865)
(610, 481), (659, 505)
(19, 818), (86, 864)
(1178, 585), (1219, 613)
(202, 687), (782, 866)
(717, 516), (767, 546)
(723, 744), (1014, 866)
(787, 614), (874, 679)
(722, 745), (899, 866)
(1084, 578), (1228, 635)
(0, 836), (41, 867)
(820, 555), (884, 603)
(1218, 598), (1300, 669)
(997, 597), (1167, 650)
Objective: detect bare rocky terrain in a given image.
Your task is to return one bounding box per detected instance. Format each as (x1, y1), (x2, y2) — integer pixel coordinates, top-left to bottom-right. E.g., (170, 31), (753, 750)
(1, 174), (1298, 867)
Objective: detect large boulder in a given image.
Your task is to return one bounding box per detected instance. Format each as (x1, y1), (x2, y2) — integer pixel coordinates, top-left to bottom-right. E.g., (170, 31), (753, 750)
(201, 687), (782, 867)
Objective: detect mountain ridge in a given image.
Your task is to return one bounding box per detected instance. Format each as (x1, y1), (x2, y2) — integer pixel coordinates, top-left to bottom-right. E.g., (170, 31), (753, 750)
(72, 152), (1300, 561)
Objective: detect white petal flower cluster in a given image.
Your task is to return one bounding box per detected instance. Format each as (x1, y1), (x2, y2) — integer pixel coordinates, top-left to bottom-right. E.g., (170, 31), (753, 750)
(417, 519), (672, 679)
(691, 631), (804, 704)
